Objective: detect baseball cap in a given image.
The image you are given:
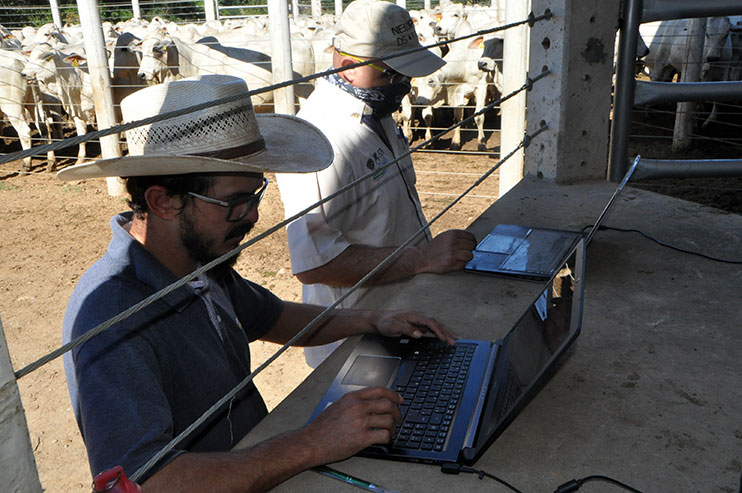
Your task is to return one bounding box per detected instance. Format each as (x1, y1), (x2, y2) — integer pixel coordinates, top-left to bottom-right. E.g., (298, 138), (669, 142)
(332, 0), (445, 77)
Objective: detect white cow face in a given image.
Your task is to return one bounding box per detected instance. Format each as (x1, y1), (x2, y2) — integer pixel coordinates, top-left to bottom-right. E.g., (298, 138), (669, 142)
(21, 44), (59, 85)
(138, 36), (170, 83)
(414, 72), (444, 107)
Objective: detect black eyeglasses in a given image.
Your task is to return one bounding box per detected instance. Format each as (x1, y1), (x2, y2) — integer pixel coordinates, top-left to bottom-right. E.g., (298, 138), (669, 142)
(187, 177), (269, 222)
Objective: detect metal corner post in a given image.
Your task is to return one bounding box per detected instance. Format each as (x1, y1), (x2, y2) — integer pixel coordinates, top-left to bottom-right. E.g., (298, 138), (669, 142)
(608, 0), (643, 182)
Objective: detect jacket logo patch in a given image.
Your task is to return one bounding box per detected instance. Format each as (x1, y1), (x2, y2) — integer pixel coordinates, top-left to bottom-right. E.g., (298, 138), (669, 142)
(367, 147), (387, 180)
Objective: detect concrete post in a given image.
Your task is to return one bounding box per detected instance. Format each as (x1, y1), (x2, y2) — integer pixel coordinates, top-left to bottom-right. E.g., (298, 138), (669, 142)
(76, 0), (126, 196)
(131, 0), (141, 19)
(0, 315), (43, 493)
(396, 0), (406, 9)
(672, 18), (705, 151)
(498, 0), (530, 196)
(312, 0), (322, 18)
(48, 0), (63, 28)
(268, 0), (296, 115)
(335, 0), (343, 16)
(204, 0), (216, 22)
(525, 0), (620, 184)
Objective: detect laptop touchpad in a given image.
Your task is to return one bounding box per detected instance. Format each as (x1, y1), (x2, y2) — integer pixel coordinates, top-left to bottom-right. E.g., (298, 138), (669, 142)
(342, 355), (400, 387)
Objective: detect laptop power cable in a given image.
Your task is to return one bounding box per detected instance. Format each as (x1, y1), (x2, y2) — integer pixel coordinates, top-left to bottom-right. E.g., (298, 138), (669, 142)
(441, 462), (648, 493)
(554, 475), (644, 493)
(588, 225), (742, 264)
(440, 462), (523, 493)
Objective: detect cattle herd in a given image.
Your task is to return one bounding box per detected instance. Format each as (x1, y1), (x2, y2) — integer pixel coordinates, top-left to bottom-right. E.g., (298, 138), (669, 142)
(0, 3), (741, 172)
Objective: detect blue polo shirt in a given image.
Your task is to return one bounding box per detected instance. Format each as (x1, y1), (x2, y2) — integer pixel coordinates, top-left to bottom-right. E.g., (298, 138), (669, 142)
(63, 212), (284, 481)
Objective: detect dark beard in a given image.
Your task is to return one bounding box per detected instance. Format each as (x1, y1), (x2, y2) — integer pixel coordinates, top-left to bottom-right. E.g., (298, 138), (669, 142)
(179, 210), (254, 279)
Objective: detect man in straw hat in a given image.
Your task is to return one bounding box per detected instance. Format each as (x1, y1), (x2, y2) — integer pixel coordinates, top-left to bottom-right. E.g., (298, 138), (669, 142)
(276, 0), (477, 368)
(59, 74), (456, 489)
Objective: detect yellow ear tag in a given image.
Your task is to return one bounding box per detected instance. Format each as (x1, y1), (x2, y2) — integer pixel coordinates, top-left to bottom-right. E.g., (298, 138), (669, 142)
(478, 42), (484, 49)
(411, 77), (418, 87)
(72, 59), (79, 67)
(162, 46), (167, 52)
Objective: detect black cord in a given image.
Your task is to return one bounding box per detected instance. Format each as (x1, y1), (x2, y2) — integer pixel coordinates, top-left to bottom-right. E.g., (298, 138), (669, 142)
(441, 462), (523, 492)
(555, 474), (644, 493)
(585, 225), (742, 264)
(441, 462), (647, 492)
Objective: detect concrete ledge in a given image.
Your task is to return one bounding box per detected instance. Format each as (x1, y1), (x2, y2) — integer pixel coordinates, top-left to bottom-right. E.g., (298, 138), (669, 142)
(236, 177), (742, 492)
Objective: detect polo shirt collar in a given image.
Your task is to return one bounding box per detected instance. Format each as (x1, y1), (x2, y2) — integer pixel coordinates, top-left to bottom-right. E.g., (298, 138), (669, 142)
(109, 212), (195, 311)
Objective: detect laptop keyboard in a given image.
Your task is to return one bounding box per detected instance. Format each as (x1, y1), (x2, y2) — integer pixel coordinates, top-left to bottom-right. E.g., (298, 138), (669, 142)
(390, 340), (476, 452)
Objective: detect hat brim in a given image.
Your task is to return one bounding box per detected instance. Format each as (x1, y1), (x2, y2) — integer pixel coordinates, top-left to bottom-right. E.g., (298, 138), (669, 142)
(385, 49), (446, 78)
(57, 114), (333, 181)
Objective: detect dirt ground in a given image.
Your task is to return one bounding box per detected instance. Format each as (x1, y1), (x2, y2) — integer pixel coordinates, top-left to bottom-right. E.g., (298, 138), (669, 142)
(2, 107), (740, 490)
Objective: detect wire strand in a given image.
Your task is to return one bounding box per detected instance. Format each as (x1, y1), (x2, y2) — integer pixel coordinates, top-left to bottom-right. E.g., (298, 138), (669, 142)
(0, 12), (550, 167)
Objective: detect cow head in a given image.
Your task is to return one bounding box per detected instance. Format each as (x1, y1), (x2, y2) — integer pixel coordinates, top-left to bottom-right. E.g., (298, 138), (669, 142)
(21, 43), (59, 85)
(138, 35), (173, 83)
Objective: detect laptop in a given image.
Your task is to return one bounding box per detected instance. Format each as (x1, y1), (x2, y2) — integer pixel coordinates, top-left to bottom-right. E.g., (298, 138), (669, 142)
(308, 237), (585, 466)
(464, 156), (639, 281)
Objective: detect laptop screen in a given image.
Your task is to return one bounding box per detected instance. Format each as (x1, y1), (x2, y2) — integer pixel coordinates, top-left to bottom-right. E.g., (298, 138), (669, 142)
(463, 238), (585, 463)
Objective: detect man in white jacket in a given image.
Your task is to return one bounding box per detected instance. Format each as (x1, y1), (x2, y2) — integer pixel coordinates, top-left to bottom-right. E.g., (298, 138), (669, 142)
(277, 0), (476, 367)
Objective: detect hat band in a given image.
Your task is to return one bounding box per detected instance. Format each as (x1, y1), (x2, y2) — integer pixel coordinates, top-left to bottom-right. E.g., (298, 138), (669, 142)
(192, 137), (265, 160)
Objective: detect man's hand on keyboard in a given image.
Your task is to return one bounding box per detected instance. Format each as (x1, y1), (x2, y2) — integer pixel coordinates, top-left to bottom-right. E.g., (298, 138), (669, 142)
(372, 310), (457, 346)
(302, 386), (403, 463)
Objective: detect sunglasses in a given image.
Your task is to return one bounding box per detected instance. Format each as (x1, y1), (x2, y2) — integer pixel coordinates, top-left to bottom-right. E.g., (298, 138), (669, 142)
(188, 177), (269, 222)
(338, 51), (411, 85)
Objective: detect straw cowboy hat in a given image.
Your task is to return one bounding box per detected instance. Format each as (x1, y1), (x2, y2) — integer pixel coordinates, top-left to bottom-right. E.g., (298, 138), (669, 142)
(57, 74), (333, 180)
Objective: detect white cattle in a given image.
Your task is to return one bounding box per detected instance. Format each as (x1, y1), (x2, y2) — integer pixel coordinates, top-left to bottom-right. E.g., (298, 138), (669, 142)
(27, 79), (64, 170)
(702, 17), (742, 127)
(0, 48), (61, 170)
(641, 17), (733, 82)
(137, 34), (277, 109)
(113, 18), (150, 40)
(0, 49), (34, 170)
(109, 32), (147, 121)
(21, 23), (69, 50)
(205, 29), (316, 99)
(433, 3), (467, 43)
(0, 25), (22, 50)
(139, 36), (315, 112)
(415, 21), (500, 151)
(476, 35), (504, 91)
(309, 28), (334, 76)
(22, 42), (96, 164)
